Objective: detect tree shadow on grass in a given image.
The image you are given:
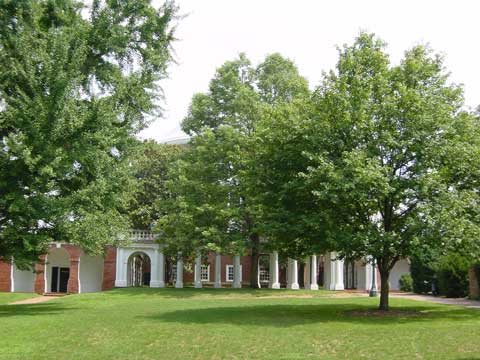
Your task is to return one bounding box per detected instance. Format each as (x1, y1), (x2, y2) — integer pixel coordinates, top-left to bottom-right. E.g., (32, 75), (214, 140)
(143, 303), (480, 328)
(0, 303), (75, 318)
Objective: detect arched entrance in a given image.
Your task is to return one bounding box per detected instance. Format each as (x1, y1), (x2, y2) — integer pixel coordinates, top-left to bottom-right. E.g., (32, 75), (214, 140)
(46, 247), (70, 293)
(127, 252), (151, 287)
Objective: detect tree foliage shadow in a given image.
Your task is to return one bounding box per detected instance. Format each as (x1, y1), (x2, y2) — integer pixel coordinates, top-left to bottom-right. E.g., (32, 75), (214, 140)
(0, 303), (75, 318)
(103, 287), (326, 299)
(143, 303), (480, 328)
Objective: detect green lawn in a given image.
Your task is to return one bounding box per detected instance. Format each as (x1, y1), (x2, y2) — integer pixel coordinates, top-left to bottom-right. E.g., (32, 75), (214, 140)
(0, 288), (479, 360)
(0, 292), (37, 305)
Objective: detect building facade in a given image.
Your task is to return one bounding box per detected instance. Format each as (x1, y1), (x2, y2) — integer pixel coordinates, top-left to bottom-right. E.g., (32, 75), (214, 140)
(0, 230), (410, 294)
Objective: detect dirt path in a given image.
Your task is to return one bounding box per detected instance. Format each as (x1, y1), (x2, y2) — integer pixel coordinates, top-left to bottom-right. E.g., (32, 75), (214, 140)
(391, 293), (480, 309)
(8, 296), (62, 305)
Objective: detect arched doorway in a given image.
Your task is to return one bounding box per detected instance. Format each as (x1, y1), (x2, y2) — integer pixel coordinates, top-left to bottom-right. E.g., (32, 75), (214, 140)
(127, 252), (151, 287)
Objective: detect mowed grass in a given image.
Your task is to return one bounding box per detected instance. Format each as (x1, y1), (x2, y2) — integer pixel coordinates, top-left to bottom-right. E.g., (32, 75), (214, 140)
(0, 288), (479, 360)
(0, 292), (37, 305)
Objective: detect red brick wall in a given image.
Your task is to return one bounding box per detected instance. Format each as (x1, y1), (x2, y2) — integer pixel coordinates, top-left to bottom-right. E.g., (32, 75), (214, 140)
(102, 246), (117, 290)
(184, 267), (194, 283)
(34, 255), (46, 294)
(0, 260), (12, 292)
(63, 245), (81, 294)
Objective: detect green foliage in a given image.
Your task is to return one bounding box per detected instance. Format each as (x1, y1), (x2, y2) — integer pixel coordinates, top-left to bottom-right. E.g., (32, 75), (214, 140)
(158, 53), (309, 287)
(0, 0), (177, 266)
(398, 274), (413, 292)
(410, 257), (436, 294)
(436, 254), (470, 298)
(157, 128), (247, 257)
(128, 140), (184, 230)
(474, 263), (480, 299)
(251, 32), (480, 310)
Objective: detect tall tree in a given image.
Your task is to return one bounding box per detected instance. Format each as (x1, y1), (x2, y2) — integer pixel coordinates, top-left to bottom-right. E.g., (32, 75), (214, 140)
(302, 33), (479, 310)
(160, 53), (309, 287)
(0, 0), (177, 267)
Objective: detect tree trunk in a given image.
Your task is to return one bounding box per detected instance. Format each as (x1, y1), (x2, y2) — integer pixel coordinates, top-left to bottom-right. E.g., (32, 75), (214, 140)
(378, 269), (390, 311)
(249, 233), (260, 288)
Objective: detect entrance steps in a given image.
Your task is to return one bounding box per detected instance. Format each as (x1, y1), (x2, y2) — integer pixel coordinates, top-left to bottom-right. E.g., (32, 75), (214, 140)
(43, 292), (67, 297)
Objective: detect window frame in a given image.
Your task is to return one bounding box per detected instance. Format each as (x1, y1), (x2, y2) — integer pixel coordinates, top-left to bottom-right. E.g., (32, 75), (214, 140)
(200, 264), (210, 282)
(226, 264), (242, 282)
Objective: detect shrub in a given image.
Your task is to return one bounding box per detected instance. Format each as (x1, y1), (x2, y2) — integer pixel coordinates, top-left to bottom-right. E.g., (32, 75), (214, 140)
(436, 254), (470, 298)
(410, 256), (436, 294)
(473, 263), (480, 300)
(399, 274), (413, 292)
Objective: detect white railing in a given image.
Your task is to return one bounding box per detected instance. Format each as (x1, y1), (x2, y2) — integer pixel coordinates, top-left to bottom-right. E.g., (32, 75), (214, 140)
(130, 230), (158, 243)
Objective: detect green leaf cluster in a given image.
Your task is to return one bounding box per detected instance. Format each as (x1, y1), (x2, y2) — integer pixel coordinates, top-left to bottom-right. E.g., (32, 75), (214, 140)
(0, 0), (177, 267)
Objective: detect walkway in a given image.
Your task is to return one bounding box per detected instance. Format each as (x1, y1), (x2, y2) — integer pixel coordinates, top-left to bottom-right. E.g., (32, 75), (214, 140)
(391, 293), (480, 309)
(8, 295), (63, 305)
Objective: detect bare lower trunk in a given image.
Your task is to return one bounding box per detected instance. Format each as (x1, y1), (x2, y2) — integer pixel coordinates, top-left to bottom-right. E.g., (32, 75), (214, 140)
(249, 233), (260, 288)
(379, 270), (390, 311)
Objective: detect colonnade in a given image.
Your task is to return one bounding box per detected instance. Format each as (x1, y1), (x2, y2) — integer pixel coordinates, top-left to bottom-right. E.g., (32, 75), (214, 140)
(115, 246), (364, 290)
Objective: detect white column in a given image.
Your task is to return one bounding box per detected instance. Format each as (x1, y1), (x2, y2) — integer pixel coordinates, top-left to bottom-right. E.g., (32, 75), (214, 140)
(269, 252), (281, 289)
(115, 248), (127, 287)
(233, 255), (242, 288)
(305, 256), (311, 289)
(158, 251), (165, 288)
(329, 252), (344, 290)
(287, 258), (299, 290)
(214, 253), (222, 288)
(194, 252), (202, 288)
(150, 249), (159, 288)
(150, 249), (165, 288)
(175, 254), (183, 288)
(310, 255), (319, 290)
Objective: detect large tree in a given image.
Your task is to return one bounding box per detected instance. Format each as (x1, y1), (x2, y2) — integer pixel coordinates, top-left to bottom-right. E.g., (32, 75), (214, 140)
(159, 53), (309, 287)
(301, 33), (480, 310)
(0, 0), (177, 267)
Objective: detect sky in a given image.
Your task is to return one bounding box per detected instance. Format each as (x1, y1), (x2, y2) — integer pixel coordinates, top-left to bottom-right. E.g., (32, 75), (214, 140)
(140, 0), (480, 142)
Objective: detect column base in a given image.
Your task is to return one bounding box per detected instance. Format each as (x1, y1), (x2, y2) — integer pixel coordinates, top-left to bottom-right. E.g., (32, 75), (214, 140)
(309, 284), (319, 290)
(329, 284), (344, 291)
(232, 282), (242, 288)
(269, 282), (281, 289)
(287, 283), (300, 290)
(150, 280), (165, 288)
(214, 282), (222, 288)
(115, 280), (127, 287)
(175, 281), (184, 288)
(194, 281), (202, 288)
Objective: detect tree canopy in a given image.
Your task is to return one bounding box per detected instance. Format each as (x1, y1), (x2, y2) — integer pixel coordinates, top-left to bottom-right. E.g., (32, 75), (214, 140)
(0, 0), (177, 267)
(157, 53), (309, 287)
(254, 33), (480, 310)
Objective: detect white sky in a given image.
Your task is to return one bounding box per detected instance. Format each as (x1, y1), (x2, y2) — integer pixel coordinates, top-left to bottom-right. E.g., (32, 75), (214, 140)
(140, 0), (480, 142)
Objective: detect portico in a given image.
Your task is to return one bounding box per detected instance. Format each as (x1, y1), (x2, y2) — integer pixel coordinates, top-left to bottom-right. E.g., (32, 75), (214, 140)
(113, 231), (357, 291)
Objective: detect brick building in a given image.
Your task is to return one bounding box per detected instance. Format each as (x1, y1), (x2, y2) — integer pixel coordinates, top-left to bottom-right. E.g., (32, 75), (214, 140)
(0, 230), (410, 294)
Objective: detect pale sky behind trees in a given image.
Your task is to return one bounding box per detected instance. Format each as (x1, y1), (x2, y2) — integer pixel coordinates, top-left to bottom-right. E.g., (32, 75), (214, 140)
(140, 0), (480, 142)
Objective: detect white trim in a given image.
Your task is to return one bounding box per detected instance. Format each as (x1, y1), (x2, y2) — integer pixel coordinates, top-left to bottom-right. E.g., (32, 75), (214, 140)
(44, 254), (48, 293)
(10, 260), (14, 293)
(226, 264), (242, 282)
(77, 256), (81, 293)
(200, 264), (210, 282)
